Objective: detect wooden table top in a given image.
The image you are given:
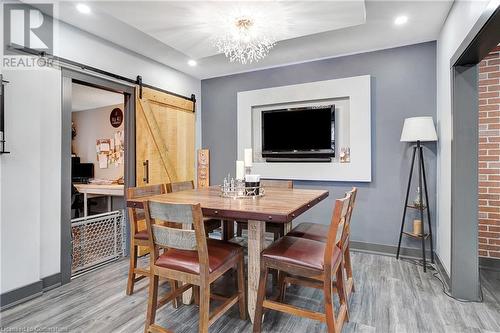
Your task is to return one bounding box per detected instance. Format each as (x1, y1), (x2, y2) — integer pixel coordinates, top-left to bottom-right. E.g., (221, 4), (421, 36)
(74, 184), (124, 195)
(127, 186), (329, 223)
(75, 183), (124, 190)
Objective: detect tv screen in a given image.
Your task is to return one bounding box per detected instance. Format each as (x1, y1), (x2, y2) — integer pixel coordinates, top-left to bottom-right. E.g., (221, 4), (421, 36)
(262, 106), (334, 157)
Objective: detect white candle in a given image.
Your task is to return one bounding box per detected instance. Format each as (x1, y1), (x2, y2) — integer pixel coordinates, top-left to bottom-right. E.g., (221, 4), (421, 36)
(236, 160), (245, 180)
(244, 148), (253, 167)
(245, 174), (260, 182)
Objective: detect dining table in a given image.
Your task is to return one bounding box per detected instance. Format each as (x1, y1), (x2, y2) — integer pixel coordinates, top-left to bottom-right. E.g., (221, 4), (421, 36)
(126, 185), (329, 322)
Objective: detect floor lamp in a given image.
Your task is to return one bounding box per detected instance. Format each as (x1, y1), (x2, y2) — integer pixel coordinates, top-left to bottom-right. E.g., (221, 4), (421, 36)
(396, 116), (438, 272)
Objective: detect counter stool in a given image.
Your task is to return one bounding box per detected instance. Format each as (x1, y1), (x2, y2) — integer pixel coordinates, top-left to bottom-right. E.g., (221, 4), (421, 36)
(143, 201), (246, 333)
(168, 181), (222, 237)
(126, 184), (178, 300)
(286, 187), (357, 298)
(253, 194), (351, 333)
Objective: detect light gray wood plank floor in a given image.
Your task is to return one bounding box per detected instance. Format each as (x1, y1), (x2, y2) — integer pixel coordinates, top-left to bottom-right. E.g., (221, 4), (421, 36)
(1, 252), (499, 333)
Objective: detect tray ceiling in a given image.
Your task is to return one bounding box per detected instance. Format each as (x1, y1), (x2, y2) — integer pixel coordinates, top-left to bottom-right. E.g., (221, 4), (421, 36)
(51, 1), (454, 79)
(92, 1), (366, 59)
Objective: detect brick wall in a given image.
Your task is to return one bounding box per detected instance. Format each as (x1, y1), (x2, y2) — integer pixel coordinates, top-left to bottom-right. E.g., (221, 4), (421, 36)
(478, 45), (500, 259)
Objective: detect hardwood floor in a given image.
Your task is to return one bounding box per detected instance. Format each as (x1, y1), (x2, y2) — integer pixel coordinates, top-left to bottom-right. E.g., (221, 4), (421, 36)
(1, 252), (499, 333)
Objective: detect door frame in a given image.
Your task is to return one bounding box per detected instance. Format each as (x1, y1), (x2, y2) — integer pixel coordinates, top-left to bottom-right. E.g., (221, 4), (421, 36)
(449, 4), (499, 300)
(61, 69), (136, 284)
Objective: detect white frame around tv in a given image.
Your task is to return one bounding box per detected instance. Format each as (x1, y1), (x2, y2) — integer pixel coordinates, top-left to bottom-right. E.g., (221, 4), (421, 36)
(237, 75), (371, 182)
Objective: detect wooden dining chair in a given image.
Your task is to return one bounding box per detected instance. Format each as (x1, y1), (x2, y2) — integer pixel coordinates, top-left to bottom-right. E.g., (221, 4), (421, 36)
(143, 200), (246, 333)
(253, 194), (351, 333)
(235, 179), (293, 240)
(127, 184), (177, 297)
(166, 180), (196, 193)
(285, 187), (358, 297)
(167, 180), (222, 237)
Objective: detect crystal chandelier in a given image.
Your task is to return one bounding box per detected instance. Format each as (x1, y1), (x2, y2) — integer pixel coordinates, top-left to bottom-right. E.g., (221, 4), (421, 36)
(213, 17), (276, 64)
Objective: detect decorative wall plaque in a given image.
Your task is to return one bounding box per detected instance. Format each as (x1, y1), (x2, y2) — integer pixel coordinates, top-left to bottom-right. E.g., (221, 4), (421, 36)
(197, 149), (210, 188)
(110, 108), (123, 128)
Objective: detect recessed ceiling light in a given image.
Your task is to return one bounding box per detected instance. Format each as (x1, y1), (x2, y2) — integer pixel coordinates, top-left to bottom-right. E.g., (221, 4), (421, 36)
(394, 15), (408, 26)
(76, 3), (91, 14)
(187, 60), (197, 67)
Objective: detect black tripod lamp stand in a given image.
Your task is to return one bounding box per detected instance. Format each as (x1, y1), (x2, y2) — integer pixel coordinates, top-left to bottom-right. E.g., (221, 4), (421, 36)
(396, 116), (437, 272)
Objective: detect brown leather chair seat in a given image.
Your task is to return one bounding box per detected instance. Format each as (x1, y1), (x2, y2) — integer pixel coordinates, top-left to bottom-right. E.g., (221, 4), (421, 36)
(134, 230), (149, 240)
(287, 222), (328, 243)
(262, 236), (341, 271)
(155, 239), (243, 275)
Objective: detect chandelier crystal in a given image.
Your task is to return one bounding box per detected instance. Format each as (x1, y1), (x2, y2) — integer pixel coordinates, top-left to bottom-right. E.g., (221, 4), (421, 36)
(213, 16), (276, 64)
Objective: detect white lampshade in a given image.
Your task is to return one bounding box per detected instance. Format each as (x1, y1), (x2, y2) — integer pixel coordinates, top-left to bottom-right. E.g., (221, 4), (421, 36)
(400, 117), (438, 142)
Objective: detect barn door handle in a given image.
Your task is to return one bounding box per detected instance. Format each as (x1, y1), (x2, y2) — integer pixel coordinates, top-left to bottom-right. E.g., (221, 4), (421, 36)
(143, 160), (149, 183)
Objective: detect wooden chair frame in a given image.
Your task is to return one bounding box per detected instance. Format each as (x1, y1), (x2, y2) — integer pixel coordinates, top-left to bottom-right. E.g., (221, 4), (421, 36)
(166, 180), (195, 193)
(281, 188), (358, 300)
(127, 184), (171, 296)
(168, 180), (225, 238)
(342, 188), (357, 296)
(144, 201), (246, 333)
(253, 195), (351, 333)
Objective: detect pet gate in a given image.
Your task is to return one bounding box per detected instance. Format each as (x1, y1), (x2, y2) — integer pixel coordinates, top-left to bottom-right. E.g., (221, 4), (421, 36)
(71, 210), (126, 276)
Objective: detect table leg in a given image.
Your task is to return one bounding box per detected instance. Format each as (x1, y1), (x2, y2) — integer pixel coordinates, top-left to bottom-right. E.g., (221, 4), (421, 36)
(83, 192), (88, 217)
(247, 220), (266, 323)
(181, 223), (193, 305)
(284, 221), (292, 235)
(107, 196), (112, 212)
(223, 220), (234, 241)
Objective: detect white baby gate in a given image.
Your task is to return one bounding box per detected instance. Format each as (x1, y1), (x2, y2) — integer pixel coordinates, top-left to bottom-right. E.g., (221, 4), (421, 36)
(71, 210), (126, 276)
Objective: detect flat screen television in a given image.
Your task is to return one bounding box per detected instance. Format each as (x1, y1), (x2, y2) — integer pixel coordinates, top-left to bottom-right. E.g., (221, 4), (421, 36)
(262, 105), (335, 160)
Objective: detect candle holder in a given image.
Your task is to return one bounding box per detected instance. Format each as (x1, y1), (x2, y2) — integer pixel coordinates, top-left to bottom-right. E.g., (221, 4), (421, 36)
(220, 174), (264, 199)
(219, 182), (265, 199)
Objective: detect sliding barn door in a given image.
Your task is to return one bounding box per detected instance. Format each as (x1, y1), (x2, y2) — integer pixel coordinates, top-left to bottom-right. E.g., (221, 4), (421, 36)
(136, 86), (195, 186)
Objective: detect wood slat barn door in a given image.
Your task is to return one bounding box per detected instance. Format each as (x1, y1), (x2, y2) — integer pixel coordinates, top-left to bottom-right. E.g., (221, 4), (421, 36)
(136, 87), (195, 187)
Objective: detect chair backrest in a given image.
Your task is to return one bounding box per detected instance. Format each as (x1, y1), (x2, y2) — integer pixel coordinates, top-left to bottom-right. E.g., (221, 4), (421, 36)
(333, 191), (352, 245)
(345, 187), (357, 226)
(167, 180), (195, 193)
(128, 184), (167, 199)
(260, 179), (293, 189)
(144, 200), (209, 274)
(127, 184), (167, 235)
(339, 187), (357, 247)
(324, 195), (351, 274)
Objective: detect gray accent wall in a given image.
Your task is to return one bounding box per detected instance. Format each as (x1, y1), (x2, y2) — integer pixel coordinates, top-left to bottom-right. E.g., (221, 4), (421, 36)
(201, 41), (437, 250)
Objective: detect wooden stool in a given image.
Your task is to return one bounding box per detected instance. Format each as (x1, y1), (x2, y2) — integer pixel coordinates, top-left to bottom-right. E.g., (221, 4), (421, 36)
(127, 184), (177, 297)
(253, 195), (351, 333)
(143, 201), (246, 333)
(167, 180), (223, 238)
(285, 187), (357, 298)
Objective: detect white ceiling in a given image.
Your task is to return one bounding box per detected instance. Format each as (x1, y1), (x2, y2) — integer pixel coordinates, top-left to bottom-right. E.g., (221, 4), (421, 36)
(54, 0), (454, 79)
(72, 83), (124, 112)
(92, 1), (367, 59)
